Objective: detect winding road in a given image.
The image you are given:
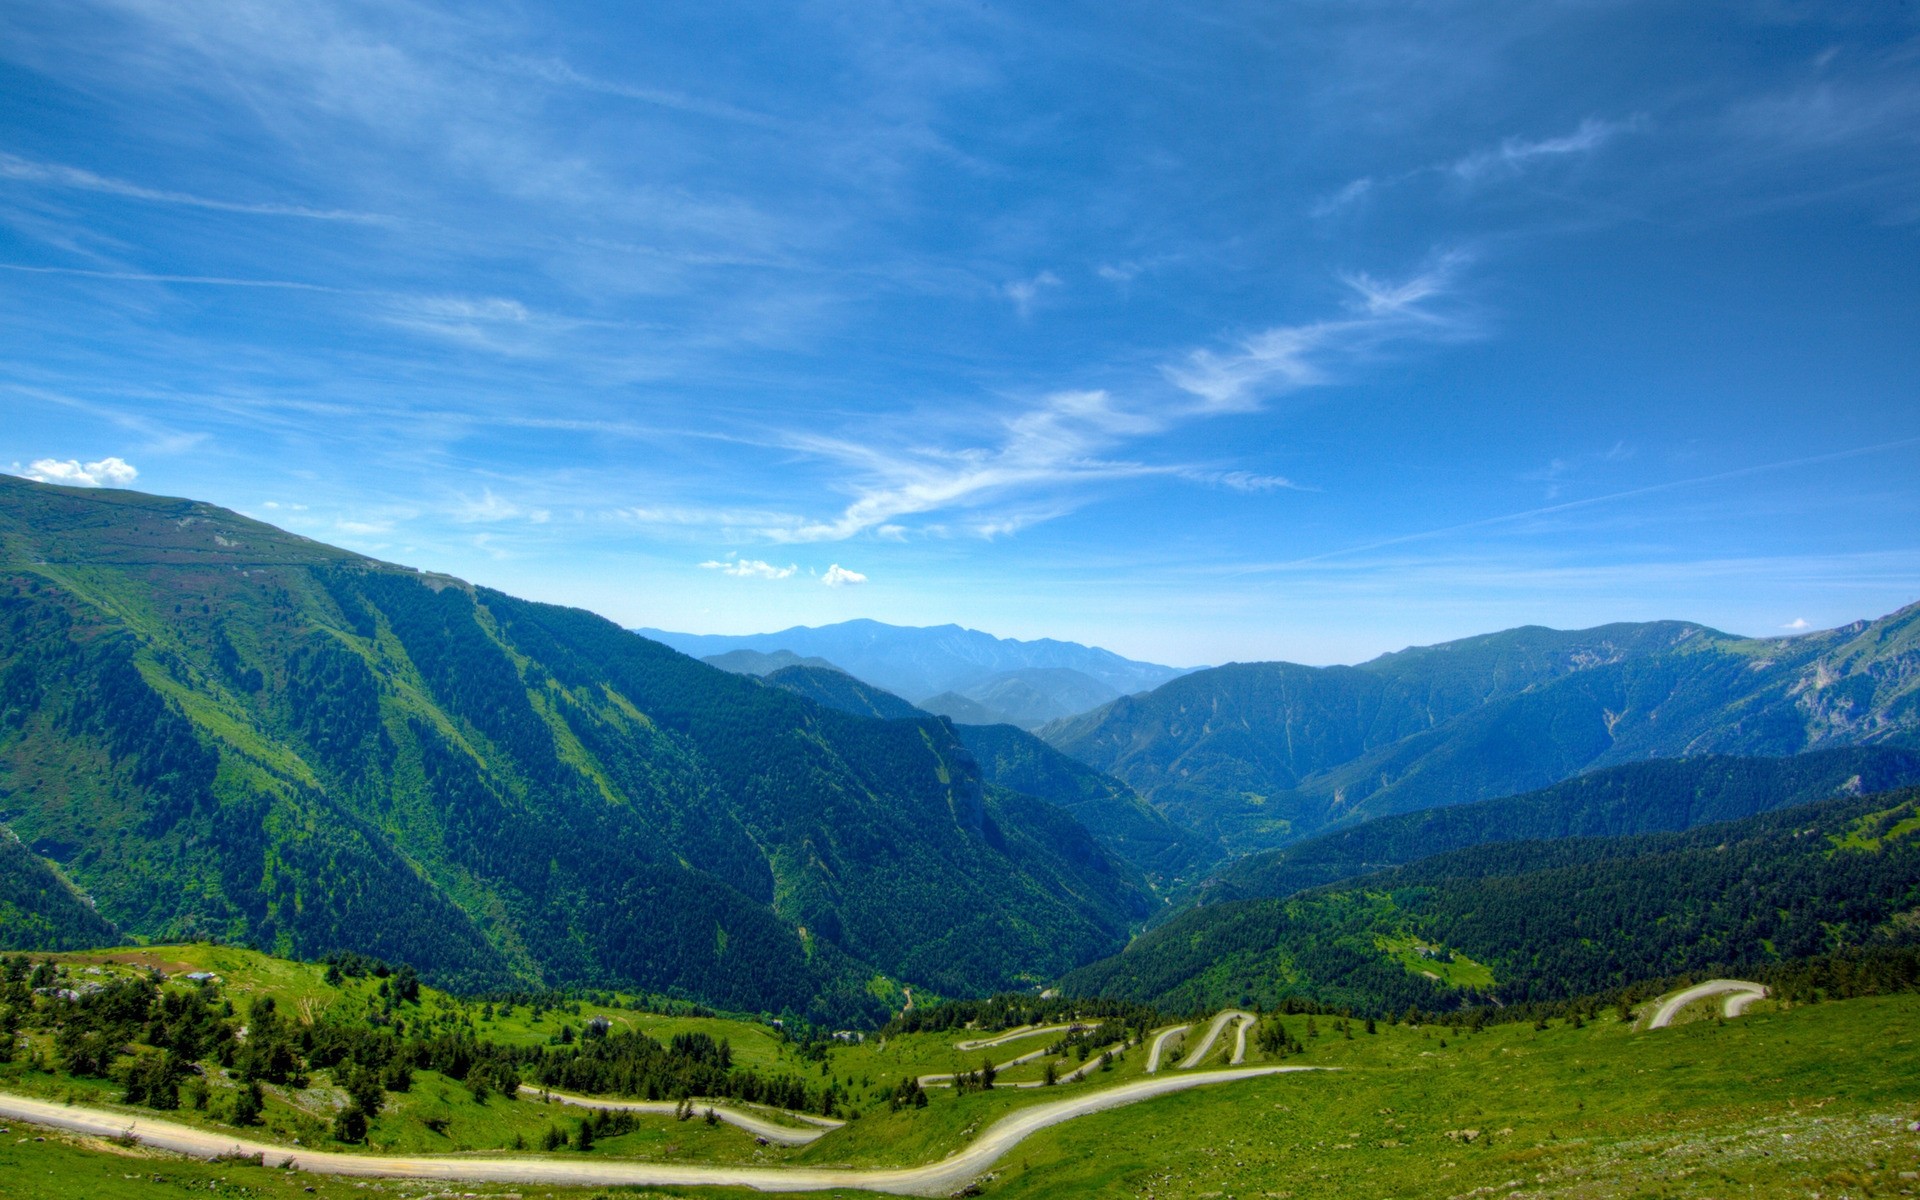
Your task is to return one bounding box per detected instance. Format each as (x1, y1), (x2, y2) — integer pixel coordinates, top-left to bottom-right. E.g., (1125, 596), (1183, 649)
(0, 1065), (1318, 1196)
(1176, 1010), (1255, 1069)
(1144, 1023), (1190, 1073)
(540, 1087), (842, 1145)
(951, 1022), (1095, 1052)
(1646, 980), (1768, 1029)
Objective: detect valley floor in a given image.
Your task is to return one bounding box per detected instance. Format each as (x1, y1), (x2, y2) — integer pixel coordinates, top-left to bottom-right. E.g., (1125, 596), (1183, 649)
(2, 989), (1917, 1198)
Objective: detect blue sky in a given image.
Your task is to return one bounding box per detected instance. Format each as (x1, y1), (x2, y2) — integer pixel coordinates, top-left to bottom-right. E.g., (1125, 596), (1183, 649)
(3, 1), (1918, 666)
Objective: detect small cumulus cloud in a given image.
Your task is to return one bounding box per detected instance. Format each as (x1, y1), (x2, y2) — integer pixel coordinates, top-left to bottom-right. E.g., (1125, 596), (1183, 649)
(700, 556), (797, 580)
(19, 456), (139, 487)
(1782, 617), (1811, 630)
(821, 564), (867, 587)
(1003, 271), (1061, 317)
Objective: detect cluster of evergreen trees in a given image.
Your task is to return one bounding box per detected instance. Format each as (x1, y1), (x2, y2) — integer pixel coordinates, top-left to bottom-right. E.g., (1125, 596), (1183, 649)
(1065, 787), (1920, 1016)
(0, 956), (835, 1140)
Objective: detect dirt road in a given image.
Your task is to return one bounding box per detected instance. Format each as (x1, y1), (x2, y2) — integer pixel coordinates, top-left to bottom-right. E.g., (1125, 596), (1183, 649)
(540, 1087), (841, 1145)
(1145, 1023), (1191, 1073)
(1647, 980), (1767, 1029)
(0, 1065), (1317, 1196)
(1176, 1010), (1254, 1069)
(952, 1022), (1095, 1052)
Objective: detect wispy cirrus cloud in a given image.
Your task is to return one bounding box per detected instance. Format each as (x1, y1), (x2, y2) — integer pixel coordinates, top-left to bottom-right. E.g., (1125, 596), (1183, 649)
(1449, 117), (1636, 183)
(1002, 270), (1061, 317)
(0, 151), (390, 222)
(760, 259), (1470, 542)
(1163, 254), (1468, 414)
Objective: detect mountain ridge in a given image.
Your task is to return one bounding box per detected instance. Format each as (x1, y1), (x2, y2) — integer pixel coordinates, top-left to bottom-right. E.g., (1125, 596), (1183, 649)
(0, 475), (1152, 1021)
(1041, 606), (1920, 852)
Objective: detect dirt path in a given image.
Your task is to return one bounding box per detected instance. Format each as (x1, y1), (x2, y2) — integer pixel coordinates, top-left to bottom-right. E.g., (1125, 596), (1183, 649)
(1647, 980), (1768, 1029)
(1177, 1010), (1254, 1069)
(921, 1032), (1138, 1089)
(0, 1066), (1318, 1196)
(539, 1087), (841, 1145)
(1231, 1012), (1254, 1065)
(951, 1022), (1095, 1052)
(1145, 1023), (1191, 1074)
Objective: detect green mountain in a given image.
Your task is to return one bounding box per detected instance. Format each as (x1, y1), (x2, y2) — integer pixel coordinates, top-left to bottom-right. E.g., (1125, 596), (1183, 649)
(1201, 747), (1920, 905)
(1061, 784), (1920, 1016)
(757, 665), (1214, 883)
(0, 475), (1152, 1021)
(1042, 611), (1920, 852)
(0, 826), (119, 950)
(762, 663), (928, 720)
(949, 723), (1216, 884)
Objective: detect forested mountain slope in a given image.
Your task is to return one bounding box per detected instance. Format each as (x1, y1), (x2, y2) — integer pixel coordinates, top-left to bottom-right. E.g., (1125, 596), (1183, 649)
(1201, 747), (1920, 904)
(1043, 610), (1920, 852)
(762, 663), (927, 720)
(0, 827), (119, 950)
(756, 666), (1213, 882)
(0, 476), (1151, 1021)
(1062, 785), (1920, 1016)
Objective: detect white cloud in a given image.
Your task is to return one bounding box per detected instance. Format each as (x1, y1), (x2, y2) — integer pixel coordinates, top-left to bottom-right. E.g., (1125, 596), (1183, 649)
(1164, 255), (1468, 413)
(700, 557), (797, 579)
(1310, 177), (1373, 217)
(0, 151), (389, 223)
(1184, 469), (1302, 493)
(453, 487), (548, 524)
(758, 259), (1469, 544)
(20, 456), (139, 487)
(1449, 118), (1631, 183)
(822, 564), (867, 587)
(765, 388), (1160, 543)
(1003, 270), (1061, 317)
(1096, 262), (1139, 284)
(1782, 617), (1811, 630)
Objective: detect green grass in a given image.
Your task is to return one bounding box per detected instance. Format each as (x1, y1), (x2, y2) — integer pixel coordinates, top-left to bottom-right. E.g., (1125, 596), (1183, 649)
(1379, 934), (1498, 989)
(3, 991), (1919, 1198)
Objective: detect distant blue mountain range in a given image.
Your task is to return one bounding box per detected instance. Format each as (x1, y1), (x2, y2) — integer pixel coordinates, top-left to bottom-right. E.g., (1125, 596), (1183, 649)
(632, 619), (1195, 725)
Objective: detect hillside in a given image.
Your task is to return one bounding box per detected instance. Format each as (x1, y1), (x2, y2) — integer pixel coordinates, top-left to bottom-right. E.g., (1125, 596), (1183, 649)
(760, 663), (927, 720)
(0, 828), (119, 950)
(0, 475), (1152, 1021)
(950, 723), (1216, 883)
(752, 667), (1215, 882)
(4, 941), (1919, 1200)
(1200, 746), (1920, 904)
(1042, 611), (1920, 852)
(1061, 785), (1920, 1015)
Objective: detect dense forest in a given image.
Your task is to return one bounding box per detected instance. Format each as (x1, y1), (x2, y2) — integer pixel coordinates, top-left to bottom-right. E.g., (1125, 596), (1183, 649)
(757, 663), (1215, 882)
(0, 475), (1151, 1025)
(1200, 747), (1920, 905)
(1063, 786), (1920, 1016)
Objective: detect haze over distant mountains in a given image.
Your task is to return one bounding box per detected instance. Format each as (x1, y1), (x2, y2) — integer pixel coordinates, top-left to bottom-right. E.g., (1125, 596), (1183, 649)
(635, 619), (1195, 728)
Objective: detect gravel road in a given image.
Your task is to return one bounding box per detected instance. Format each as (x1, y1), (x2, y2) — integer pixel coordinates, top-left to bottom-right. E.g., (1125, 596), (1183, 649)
(0, 1065), (1317, 1196)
